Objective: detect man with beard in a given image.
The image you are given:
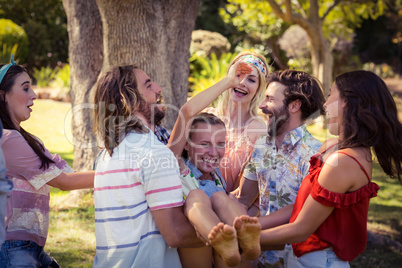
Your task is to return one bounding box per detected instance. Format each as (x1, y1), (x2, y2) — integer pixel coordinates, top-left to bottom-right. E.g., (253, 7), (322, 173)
(92, 67), (169, 171)
(92, 65), (203, 267)
(133, 68), (171, 144)
(236, 70), (325, 267)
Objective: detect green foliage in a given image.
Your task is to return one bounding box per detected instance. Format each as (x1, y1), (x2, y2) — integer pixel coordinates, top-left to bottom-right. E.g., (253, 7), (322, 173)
(0, 19), (29, 63)
(189, 52), (237, 101)
(50, 64), (70, 91)
(0, 0), (68, 68)
(322, 0), (386, 42)
(220, 0), (284, 41)
(195, 0), (228, 34)
(33, 66), (59, 87)
(219, 0), (388, 72)
(288, 57), (312, 74)
(0, 43), (18, 64)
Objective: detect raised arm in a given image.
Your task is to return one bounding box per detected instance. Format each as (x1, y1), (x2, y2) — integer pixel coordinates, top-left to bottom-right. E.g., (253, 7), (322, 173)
(167, 61), (253, 160)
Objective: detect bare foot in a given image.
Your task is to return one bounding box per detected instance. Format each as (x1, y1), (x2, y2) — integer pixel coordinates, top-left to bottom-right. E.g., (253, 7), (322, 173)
(234, 215), (261, 260)
(208, 222), (241, 267)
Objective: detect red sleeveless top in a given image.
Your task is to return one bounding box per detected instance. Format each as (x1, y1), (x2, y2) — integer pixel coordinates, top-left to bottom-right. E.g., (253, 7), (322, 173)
(289, 149), (380, 261)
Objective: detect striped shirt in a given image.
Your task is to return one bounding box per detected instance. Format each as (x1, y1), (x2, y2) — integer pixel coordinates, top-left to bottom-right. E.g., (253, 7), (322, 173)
(93, 130), (183, 268)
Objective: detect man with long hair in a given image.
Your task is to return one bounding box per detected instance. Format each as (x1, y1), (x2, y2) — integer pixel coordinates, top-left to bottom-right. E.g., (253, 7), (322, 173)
(92, 65), (202, 267)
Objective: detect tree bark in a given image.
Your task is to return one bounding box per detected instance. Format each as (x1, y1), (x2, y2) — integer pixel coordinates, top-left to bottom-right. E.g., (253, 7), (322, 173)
(64, 0), (201, 171)
(96, 0), (201, 130)
(266, 0), (334, 127)
(62, 0), (103, 171)
(267, 36), (289, 70)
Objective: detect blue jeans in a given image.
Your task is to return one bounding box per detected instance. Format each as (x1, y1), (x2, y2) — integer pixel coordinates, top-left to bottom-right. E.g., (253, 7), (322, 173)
(284, 244), (349, 268)
(0, 240), (59, 268)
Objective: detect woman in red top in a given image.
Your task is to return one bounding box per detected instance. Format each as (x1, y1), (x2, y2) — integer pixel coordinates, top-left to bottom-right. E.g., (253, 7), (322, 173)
(208, 70), (401, 267)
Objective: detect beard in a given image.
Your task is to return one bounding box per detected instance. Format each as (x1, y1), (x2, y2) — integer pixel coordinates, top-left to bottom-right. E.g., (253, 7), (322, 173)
(138, 98), (166, 127)
(262, 103), (290, 138)
(151, 104), (166, 126)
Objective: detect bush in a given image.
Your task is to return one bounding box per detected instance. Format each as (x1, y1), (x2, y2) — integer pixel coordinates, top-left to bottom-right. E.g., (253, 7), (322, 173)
(33, 66), (59, 87)
(23, 20), (53, 67)
(0, 19), (29, 63)
(190, 30), (231, 58)
(0, 1), (68, 69)
(188, 52), (237, 106)
(0, 44), (18, 64)
(50, 63), (70, 91)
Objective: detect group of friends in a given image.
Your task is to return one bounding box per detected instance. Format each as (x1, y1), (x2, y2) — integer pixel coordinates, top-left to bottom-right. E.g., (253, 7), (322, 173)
(0, 51), (401, 268)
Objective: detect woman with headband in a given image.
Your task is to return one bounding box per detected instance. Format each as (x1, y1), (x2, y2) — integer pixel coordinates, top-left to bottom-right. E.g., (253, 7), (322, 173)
(0, 56), (94, 267)
(167, 52), (269, 267)
(206, 52), (268, 217)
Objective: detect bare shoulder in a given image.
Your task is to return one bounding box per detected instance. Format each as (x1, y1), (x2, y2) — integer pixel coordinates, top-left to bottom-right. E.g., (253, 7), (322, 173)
(318, 138), (339, 153)
(320, 148), (372, 193)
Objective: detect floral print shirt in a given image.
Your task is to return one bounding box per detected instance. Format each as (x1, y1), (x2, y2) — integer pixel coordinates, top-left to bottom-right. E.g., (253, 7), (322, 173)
(243, 124), (321, 266)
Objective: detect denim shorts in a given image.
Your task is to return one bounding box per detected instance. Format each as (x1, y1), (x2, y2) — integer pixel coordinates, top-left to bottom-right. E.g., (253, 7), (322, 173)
(284, 244), (349, 268)
(0, 240), (59, 268)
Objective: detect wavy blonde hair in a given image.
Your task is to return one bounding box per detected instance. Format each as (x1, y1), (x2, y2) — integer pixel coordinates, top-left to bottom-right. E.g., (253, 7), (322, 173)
(93, 64), (148, 156)
(216, 51), (269, 118)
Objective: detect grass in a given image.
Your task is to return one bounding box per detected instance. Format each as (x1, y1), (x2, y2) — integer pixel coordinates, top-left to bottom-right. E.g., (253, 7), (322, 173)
(21, 99), (401, 267)
(22, 99), (95, 267)
(21, 99), (74, 167)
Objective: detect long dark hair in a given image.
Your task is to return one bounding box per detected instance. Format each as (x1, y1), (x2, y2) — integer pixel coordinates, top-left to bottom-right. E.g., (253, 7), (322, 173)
(335, 70), (402, 183)
(0, 64), (55, 169)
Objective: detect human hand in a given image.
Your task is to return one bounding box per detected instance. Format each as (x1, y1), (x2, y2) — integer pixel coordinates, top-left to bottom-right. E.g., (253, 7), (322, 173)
(230, 188), (240, 198)
(227, 61), (253, 88)
(194, 225), (210, 246)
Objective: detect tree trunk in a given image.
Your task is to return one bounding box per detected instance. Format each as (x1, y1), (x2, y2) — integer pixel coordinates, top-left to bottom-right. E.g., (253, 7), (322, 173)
(267, 36), (289, 70)
(303, 0), (332, 128)
(309, 33), (333, 128)
(62, 0), (103, 172)
(266, 0), (333, 128)
(64, 0), (200, 171)
(95, 0), (201, 130)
